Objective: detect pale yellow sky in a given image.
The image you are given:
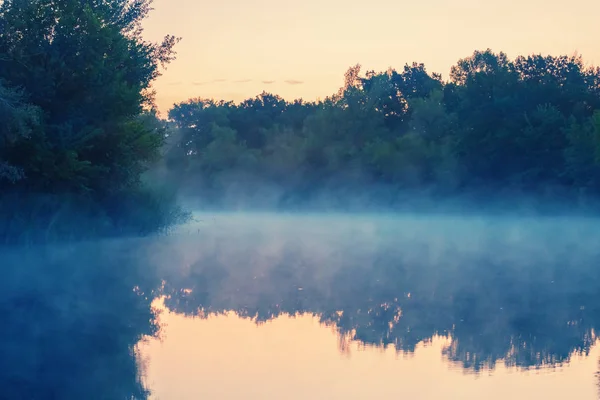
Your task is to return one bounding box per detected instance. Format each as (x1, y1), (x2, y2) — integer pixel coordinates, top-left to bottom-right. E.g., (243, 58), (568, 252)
(142, 0), (600, 115)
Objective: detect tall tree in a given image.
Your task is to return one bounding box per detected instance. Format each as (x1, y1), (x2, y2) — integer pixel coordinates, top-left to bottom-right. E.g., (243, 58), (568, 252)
(0, 0), (179, 193)
(0, 0), (185, 241)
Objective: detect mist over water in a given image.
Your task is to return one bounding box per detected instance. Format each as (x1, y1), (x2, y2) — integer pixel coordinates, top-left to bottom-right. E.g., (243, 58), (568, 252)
(4, 212), (600, 399)
(134, 212), (600, 398)
(0, 238), (163, 399)
(158, 213), (600, 363)
(5, 0), (600, 398)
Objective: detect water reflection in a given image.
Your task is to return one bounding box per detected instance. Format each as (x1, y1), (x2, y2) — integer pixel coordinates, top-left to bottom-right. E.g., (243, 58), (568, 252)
(4, 214), (600, 399)
(0, 239), (163, 400)
(159, 214), (600, 373)
(140, 306), (600, 400)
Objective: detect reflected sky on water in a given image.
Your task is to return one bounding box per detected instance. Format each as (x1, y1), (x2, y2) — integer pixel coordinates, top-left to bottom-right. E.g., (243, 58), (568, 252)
(139, 213), (600, 399)
(140, 304), (600, 400)
(3, 213), (600, 399)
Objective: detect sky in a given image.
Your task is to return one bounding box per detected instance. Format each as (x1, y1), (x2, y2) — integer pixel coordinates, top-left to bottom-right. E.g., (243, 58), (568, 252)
(142, 0), (600, 115)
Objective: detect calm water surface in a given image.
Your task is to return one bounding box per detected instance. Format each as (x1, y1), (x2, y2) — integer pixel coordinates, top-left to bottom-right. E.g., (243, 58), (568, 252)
(3, 212), (600, 399)
(138, 213), (600, 400)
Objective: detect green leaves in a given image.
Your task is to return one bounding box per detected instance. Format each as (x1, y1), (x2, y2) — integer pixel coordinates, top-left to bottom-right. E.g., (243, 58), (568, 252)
(0, 81), (41, 184)
(166, 50), (600, 208)
(0, 0), (185, 242)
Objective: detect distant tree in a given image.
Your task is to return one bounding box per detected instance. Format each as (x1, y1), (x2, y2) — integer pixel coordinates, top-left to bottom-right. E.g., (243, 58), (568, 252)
(564, 111), (600, 192)
(393, 62), (443, 99)
(165, 50), (600, 210)
(230, 92), (287, 148)
(513, 54), (600, 117)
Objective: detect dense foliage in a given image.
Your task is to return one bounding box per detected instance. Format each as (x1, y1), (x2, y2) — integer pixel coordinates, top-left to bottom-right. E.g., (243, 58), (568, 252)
(0, 0), (188, 244)
(167, 51), (600, 211)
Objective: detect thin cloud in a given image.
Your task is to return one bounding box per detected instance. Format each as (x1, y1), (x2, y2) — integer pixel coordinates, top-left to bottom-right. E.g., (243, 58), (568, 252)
(262, 80), (275, 84)
(167, 81), (183, 86)
(284, 79), (304, 85)
(192, 81), (207, 86)
(233, 79), (252, 83)
(212, 79), (227, 83)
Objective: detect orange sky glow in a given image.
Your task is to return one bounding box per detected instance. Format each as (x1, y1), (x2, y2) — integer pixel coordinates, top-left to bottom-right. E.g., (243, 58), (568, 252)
(142, 0), (600, 115)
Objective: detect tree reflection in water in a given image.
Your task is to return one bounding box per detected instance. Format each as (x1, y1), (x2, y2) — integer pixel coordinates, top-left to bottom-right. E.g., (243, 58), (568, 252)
(159, 215), (600, 373)
(3, 215), (599, 400)
(0, 239), (164, 400)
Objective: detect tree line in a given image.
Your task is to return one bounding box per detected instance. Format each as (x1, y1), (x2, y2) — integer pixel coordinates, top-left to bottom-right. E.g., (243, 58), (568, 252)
(3, 0), (600, 245)
(167, 51), (600, 212)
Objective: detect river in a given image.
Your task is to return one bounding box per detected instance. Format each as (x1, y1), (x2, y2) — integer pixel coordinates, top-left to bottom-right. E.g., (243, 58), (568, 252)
(139, 213), (600, 399)
(3, 213), (600, 399)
